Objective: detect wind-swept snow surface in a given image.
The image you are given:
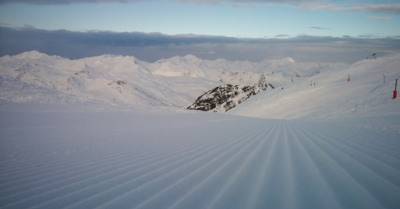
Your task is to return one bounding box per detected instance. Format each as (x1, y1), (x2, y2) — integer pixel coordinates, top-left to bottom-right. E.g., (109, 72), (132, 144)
(1, 105), (399, 209)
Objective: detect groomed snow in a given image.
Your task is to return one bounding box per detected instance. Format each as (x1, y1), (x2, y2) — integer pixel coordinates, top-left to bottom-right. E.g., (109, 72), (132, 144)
(0, 104), (399, 209)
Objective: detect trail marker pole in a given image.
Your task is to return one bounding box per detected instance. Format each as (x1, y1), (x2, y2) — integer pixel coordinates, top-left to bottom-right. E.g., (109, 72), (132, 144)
(394, 79), (398, 99)
(383, 74), (385, 83)
(347, 74), (351, 82)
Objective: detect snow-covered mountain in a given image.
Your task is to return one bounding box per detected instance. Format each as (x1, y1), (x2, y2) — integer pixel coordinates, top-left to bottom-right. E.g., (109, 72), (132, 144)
(228, 52), (400, 119)
(3, 51), (399, 120)
(0, 51), (345, 109)
(0, 51), (219, 108)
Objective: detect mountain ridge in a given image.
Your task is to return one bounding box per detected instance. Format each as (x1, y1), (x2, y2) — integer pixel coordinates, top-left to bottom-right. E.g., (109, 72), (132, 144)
(3, 51), (396, 119)
(2, 51), (339, 108)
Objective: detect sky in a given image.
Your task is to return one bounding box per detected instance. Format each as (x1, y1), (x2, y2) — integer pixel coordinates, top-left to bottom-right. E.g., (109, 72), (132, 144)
(0, 0), (400, 63)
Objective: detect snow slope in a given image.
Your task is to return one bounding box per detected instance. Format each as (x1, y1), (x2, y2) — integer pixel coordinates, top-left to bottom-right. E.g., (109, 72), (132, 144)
(0, 104), (399, 209)
(229, 53), (400, 119)
(0, 51), (346, 109)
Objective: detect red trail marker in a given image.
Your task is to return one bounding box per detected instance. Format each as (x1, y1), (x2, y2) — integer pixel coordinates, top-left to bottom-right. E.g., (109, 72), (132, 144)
(394, 79), (398, 99)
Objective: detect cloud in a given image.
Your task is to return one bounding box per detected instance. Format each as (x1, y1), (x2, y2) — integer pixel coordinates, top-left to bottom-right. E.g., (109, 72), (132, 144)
(0, 0), (325, 6)
(369, 16), (392, 20)
(1, 27), (399, 63)
(23, 24), (36, 29)
(2, 0), (399, 16)
(0, 0), (146, 5)
(311, 3), (400, 15)
(176, 0), (317, 5)
(198, 50), (216, 54)
(310, 26), (330, 30)
(358, 34), (380, 38)
(275, 34), (290, 37)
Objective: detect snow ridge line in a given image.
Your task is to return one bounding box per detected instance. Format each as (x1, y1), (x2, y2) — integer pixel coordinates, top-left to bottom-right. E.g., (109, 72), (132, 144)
(297, 123), (400, 182)
(92, 123), (272, 209)
(18, 121), (268, 208)
(0, 124), (265, 209)
(132, 123), (278, 209)
(202, 122), (283, 209)
(1, 111), (400, 209)
(292, 122), (400, 208)
(138, 123), (281, 209)
(284, 122), (343, 208)
(0, 121), (249, 187)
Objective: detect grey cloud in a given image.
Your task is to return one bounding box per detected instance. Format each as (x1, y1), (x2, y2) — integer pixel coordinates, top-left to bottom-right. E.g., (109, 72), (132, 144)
(312, 3), (400, 15)
(310, 26), (330, 30)
(0, 0), (322, 6)
(358, 34), (380, 38)
(1, 27), (399, 63)
(177, 0), (315, 3)
(352, 4), (400, 14)
(275, 34), (290, 37)
(176, 0), (325, 7)
(0, 0), (146, 5)
(369, 16), (392, 20)
(23, 24), (36, 29)
(2, 0), (400, 16)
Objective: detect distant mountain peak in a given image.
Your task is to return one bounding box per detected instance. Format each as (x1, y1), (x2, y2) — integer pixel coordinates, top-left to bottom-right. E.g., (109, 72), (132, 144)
(282, 57), (295, 63)
(95, 54), (119, 59)
(184, 54), (202, 64)
(16, 51), (47, 59)
(262, 57), (295, 63)
(184, 54), (199, 60)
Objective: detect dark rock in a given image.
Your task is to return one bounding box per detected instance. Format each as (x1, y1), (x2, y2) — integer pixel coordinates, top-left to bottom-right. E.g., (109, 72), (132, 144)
(187, 84), (261, 113)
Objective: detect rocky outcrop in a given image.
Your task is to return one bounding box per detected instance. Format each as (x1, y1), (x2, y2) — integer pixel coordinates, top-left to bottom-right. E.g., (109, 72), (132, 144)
(187, 84), (261, 113)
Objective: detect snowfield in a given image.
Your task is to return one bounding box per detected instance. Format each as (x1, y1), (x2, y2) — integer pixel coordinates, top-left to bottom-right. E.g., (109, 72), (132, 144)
(1, 51), (400, 209)
(0, 104), (399, 209)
